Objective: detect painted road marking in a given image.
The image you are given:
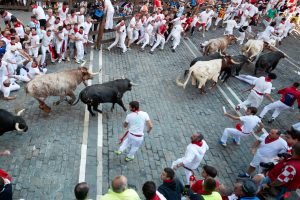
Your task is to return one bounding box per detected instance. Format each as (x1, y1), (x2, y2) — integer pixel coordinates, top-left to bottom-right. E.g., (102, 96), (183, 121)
(96, 46), (104, 199)
(79, 49), (94, 182)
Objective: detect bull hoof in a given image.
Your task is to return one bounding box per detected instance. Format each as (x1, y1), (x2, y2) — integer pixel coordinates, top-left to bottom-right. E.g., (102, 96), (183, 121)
(39, 104), (51, 113)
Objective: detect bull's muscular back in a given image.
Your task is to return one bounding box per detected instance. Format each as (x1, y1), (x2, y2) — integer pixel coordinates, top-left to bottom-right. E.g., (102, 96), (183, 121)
(80, 85), (119, 104)
(26, 69), (84, 98)
(207, 36), (231, 53)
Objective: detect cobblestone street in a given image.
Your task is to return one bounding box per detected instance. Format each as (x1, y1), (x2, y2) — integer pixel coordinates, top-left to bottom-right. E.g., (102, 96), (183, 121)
(0, 10), (300, 200)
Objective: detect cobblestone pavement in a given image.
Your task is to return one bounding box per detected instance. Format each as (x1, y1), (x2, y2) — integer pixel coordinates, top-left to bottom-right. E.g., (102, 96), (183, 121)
(0, 10), (300, 200)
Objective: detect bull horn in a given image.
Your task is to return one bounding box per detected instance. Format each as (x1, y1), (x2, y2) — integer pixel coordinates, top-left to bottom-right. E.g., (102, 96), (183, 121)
(15, 123), (25, 132)
(17, 109), (25, 116)
(90, 68), (102, 76)
(80, 61), (87, 67)
(230, 59), (242, 65)
(130, 81), (139, 86)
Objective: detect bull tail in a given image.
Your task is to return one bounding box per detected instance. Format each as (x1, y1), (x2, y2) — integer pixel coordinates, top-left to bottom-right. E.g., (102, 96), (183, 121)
(72, 92), (81, 106)
(176, 68), (193, 89)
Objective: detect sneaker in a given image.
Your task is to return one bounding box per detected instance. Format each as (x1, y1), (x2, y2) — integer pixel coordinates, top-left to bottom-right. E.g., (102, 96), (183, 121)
(58, 59), (62, 63)
(81, 59), (86, 63)
(238, 172), (250, 178)
(219, 140), (227, 147)
(125, 157), (134, 162)
(268, 118), (275, 124)
(107, 47), (110, 51)
(114, 151), (122, 155)
(149, 51), (154, 54)
(232, 138), (240, 145)
(76, 60), (81, 64)
(67, 57), (70, 62)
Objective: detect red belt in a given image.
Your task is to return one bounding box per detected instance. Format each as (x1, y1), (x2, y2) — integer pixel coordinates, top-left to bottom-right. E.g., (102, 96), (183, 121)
(253, 89), (264, 96)
(130, 133), (143, 137)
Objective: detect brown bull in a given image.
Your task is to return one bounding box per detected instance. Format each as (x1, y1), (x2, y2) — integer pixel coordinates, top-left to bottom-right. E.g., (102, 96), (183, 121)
(25, 66), (96, 113)
(202, 35), (237, 56)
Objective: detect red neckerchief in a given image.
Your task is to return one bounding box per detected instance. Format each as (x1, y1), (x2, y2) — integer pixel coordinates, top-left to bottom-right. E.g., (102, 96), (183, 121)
(4, 35), (11, 40)
(62, 6), (67, 12)
(31, 32), (37, 36)
(10, 42), (15, 45)
(14, 22), (22, 28)
(32, 5), (38, 9)
(192, 141), (203, 147)
(265, 136), (278, 144)
(235, 123), (242, 131)
(163, 179), (173, 183)
(74, 28), (78, 33)
(133, 109), (140, 114)
(79, 30), (83, 34)
(55, 20), (60, 25)
(33, 20), (39, 24)
(281, 21), (285, 24)
(265, 77), (272, 82)
(149, 194), (161, 200)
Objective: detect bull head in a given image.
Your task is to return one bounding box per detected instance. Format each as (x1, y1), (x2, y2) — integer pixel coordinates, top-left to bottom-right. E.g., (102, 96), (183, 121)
(15, 109), (27, 132)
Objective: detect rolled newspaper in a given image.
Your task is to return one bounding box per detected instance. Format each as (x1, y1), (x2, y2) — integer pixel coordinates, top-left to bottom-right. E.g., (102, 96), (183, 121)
(223, 106), (226, 114)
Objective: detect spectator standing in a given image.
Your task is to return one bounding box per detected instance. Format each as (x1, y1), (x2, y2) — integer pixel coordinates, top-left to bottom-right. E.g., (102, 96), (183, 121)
(101, 175), (140, 200)
(74, 182), (89, 200)
(142, 181), (167, 200)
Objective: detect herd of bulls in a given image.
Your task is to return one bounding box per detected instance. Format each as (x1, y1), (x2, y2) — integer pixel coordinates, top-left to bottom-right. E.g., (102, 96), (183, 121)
(176, 36), (286, 93)
(0, 36), (286, 136)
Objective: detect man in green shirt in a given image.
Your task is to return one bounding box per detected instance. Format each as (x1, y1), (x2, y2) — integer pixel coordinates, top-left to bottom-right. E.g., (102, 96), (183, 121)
(267, 6), (278, 19)
(100, 175), (141, 200)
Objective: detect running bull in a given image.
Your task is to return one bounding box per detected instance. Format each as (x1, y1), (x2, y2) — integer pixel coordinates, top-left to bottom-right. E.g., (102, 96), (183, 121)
(176, 56), (240, 94)
(25, 65), (98, 113)
(201, 35), (237, 56)
(0, 109), (27, 136)
(72, 78), (138, 116)
(254, 51), (285, 75)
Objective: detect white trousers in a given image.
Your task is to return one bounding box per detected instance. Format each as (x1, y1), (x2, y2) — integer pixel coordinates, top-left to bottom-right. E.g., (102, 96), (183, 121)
(259, 100), (290, 119)
(235, 75), (257, 85)
(238, 90), (264, 108)
(108, 32), (120, 49)
(62, 39), (68, 59)
(29, 47), (39, 58)
(215, 18), (223, 26)
(137, 33), (150, 49)
(224, 28), (233, 35)
(151, 35), (165, 52)
(172, 34), (181, 50)
(105, 10), (114, 29)
(75, 42), (84, 61)
(237, 32), (246, 45)
(220, 128), (250, 144)
(118, 133), (144, 159)
(41, 45), (55, 65)
(172, 158), (193, 184)
(14, 68), (31, 82)
(206, 19), (212, 30)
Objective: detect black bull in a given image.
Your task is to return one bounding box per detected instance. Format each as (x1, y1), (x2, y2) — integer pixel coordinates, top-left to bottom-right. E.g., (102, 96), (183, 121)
(0, 109), (28, 136)
(72, 78), (137, 116)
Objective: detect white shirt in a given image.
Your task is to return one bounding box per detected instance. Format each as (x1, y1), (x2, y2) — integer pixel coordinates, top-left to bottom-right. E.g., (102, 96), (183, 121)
(191, 16), (200, 27)
(224, 19), (238, 30)
(58, 7), (69, 22)
(2, 11), (12, 21)
(26, 62), (41, 79)
(125, 111), (150, 135)
(84, 22), (93, 35)
(200, 11), (212, 23)
(253, 76), (272, 94)
(46, 15), (55, 30)
(77, 14), (85, 26)
(32, 6), (46, 20)
(207, 10), (215, 20)
(248, 5), (259, 17)
(75, 32), (84, 44)
(181, 141), (209, 169)
(14, 25), (25, 39)
(256, 133), (288, 159)
(127, 17), (136, 32)
(0, 61), (8, 80)
(145, 24), (153, 35)
(104, 0), (115, 12)
(42, 32), (53, 47)
(240, 115), (261, 133)
(262, 26), (275, 37)
(30, 34), (40, 47)
(67, 14), (78, 25)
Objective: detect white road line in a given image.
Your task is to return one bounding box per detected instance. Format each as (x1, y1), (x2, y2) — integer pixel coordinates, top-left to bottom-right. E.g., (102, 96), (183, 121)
(96, 46), (103, 199)
(79, 50), (94, 182)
